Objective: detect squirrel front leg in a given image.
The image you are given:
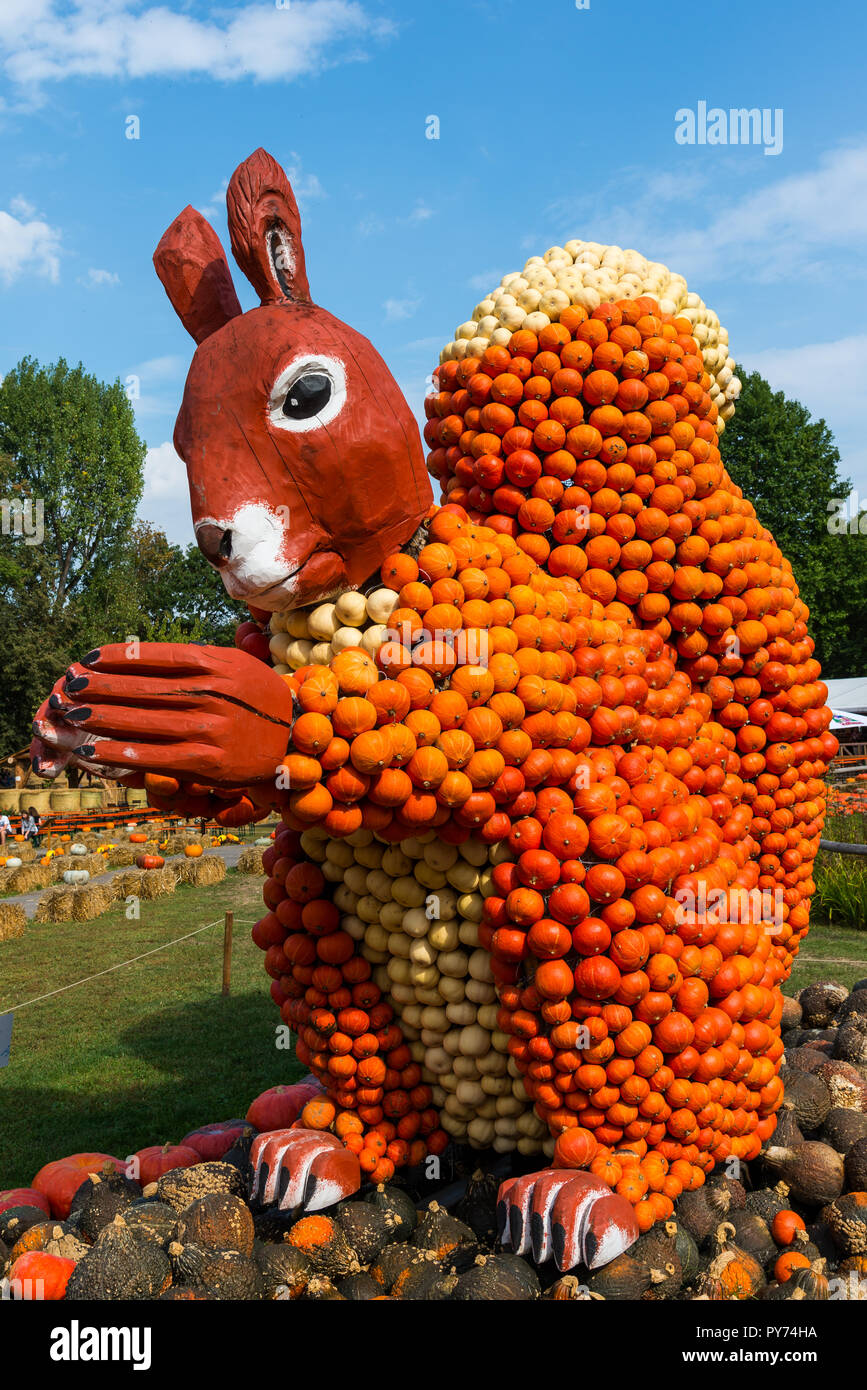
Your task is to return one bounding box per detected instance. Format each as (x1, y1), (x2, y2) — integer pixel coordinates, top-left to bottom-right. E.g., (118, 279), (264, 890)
(30, 641), (296, 823)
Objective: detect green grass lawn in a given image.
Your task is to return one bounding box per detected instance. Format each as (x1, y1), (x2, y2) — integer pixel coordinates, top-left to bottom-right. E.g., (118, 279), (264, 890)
(0, 870), (302, 1190)
(787, 919), (867, 992)
(823, 811), (867, 844)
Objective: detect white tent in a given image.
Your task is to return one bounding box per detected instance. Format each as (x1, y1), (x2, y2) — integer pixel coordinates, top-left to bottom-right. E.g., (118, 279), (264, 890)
(829, 709), (867, 731)
(824, 678), (867, 713)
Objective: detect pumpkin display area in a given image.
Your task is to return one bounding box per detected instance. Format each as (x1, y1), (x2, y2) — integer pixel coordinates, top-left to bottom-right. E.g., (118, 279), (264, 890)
(25, 150), (838, 1272)
(28, 853), (228, 923)
(3, 982), (867, 1302)
(0, 826), (216, 931)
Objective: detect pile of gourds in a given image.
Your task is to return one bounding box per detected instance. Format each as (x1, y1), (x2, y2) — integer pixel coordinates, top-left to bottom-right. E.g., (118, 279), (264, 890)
(245, 278), (834, 1230)
(440, 240), (741, 429)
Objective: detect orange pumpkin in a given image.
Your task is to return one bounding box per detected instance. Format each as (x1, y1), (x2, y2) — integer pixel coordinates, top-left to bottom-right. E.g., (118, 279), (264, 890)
(9, 1251), (75, 1300)
(136, 854), (165, 870)
(349, 729), (392, 775)
(32, 1152), (125, 1218)
(133, 1143), (201, 1185)
(332, 696), (377, 739)
(331, 646), (379, 694)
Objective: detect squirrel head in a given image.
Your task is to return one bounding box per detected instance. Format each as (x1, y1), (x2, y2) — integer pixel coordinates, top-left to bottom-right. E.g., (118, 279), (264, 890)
(154, 148), (432, 611)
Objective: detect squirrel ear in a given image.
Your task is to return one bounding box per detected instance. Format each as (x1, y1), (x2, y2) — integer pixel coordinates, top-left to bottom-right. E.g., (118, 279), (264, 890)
(226, 148), (311, 306)
(153, 207), (242, 343)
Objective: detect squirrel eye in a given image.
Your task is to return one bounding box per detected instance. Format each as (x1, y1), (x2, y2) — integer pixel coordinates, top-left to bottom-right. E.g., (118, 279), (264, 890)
(269, 354), (347, 434)
(282, 373), (332, 421)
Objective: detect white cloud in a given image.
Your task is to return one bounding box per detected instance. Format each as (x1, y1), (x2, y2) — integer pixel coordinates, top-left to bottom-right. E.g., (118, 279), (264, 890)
(740, 335), (867, 495)
(360, 201), (433, 238)
(384, 296), (420, 322)
(467, 268), (503, 293)
(0, 198), (61, 284)
(198, 178), (230, 223)
(740, 336), (866, 426)
(142, 440), (187, 502)
(127, 355), (187, 420)
(139, 441), (197, 544)
(8, 194), (35, 218)
(544, 142), (867, 287)
(662, 144), (867, 283)
(79, 267), (120, 288)
(401, 335), (443, 353)
(0, 1), (394, 97)
(132, 354), (187, 382)
(290, 166), (325, 205)
(357, 212), (385, 237)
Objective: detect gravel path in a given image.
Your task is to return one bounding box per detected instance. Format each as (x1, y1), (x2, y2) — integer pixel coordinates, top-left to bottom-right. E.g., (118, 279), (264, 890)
(8, 843), (249, 919)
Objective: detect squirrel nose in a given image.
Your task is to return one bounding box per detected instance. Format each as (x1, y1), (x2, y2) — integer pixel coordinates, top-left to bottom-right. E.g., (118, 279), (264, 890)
(196, 524), (233, 566)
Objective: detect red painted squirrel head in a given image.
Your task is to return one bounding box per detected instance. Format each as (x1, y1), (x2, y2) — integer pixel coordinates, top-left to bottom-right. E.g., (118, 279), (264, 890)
(154, 148), (432, 612)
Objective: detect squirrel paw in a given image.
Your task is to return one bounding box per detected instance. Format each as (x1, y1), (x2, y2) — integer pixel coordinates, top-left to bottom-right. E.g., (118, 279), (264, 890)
(250, 1128), (361, 1214)
(497, 1168), (639, 1271)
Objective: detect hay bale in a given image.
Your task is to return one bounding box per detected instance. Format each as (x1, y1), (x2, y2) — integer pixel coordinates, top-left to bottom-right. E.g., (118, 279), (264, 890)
(111, 870), (144, 901)
(0, 901), (26, 941)
(15, 842), (36, 863)
(0, 867), (14, 893)
(237, 846), (265, 876)
(163, 832), (204, 855)
(71, 884), (114, 921)
(50, 852), (104, 880)
(33, 886), (75, 923)
(138, 865), (178, 900)
(106, 845), (139, 869)
(176, 854), (227, 888)
(8, 863), (53, 894)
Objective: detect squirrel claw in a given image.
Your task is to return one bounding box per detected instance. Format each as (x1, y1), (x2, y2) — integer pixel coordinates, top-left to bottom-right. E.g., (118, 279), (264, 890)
(497, 1168), (639, 1271)
(250, 1128), (361, 1213)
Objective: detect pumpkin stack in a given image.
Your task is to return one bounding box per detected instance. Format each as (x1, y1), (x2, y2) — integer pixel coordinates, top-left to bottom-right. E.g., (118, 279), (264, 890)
(248, 253), (834, 1234)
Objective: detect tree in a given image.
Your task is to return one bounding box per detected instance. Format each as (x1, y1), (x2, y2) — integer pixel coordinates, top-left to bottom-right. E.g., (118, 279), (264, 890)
(720, 369), (867, 679)
(0, 359), (243, 752)
(0, 354), (145, 753)
(121, 524), (243, 646)
(0, 356), (145, 614)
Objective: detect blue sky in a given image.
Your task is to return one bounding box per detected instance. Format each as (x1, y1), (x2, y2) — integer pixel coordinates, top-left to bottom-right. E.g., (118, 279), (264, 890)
(1, 0), (865, 545)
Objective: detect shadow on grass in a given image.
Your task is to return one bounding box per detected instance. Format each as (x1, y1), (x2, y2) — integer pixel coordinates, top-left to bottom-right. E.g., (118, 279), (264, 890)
(0, 992), (303, 1187)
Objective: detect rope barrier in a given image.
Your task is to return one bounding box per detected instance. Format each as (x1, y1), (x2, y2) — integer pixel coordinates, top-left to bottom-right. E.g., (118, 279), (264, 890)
(0, 919), (257, 1015)
(795, 955), (867, 967)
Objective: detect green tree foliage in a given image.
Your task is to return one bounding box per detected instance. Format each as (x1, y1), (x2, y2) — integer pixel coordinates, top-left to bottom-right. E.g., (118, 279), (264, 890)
(0, 359), (243, 752)
(720, 369), (867, 679)
(0, 357), (145, 613)
(122, 524), (243, 647)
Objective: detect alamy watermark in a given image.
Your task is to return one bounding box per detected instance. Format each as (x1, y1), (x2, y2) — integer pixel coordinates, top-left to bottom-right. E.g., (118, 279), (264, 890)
(828, 493), (867, 534)
(675, 103), (783, 157)
(1, 497), (43, 545)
